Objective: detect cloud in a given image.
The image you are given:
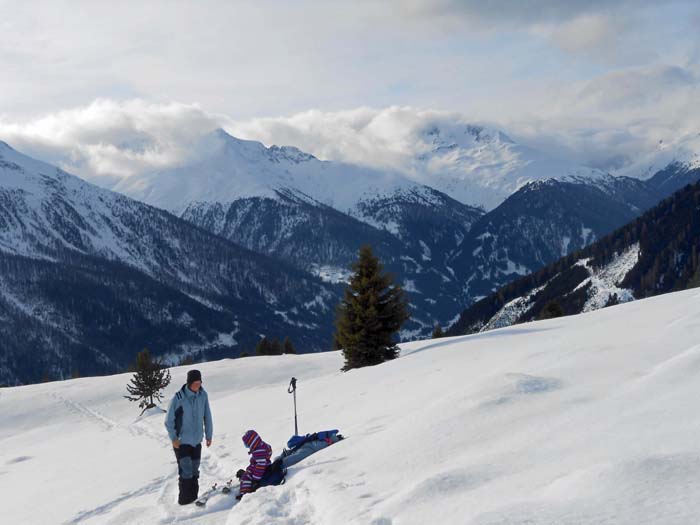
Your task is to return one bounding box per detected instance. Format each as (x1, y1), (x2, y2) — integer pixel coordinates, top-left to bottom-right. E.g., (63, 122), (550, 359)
(394, 0), (685, 61)
(537, 14), (620, 56)
(506, 64), (700, 169)
(0, 99), (223, 182)
(1, 61), (698, 184)
(233, 63), (700, 172)
(396, 0), (651, 28)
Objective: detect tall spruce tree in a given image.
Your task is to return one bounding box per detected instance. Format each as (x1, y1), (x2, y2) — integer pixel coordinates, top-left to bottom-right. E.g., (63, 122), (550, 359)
(124, 348), (171, 414)
(335, 245), (410, 371)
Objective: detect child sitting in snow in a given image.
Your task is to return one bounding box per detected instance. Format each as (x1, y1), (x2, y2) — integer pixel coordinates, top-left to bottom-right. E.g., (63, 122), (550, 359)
(235, 429), (272, 500)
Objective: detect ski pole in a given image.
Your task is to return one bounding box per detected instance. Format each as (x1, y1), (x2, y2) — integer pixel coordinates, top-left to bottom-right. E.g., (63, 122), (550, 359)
(287, 377), (298, 435)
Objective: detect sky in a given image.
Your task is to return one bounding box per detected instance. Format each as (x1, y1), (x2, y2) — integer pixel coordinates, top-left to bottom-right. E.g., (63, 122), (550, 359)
(0, 0), (698, 181)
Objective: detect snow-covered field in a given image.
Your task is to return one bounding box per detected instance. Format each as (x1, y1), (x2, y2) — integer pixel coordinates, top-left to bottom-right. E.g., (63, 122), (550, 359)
(3, 288), (700, 524)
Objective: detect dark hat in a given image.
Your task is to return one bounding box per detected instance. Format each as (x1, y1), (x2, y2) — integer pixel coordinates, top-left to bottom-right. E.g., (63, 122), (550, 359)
(187, 369), (202, 385)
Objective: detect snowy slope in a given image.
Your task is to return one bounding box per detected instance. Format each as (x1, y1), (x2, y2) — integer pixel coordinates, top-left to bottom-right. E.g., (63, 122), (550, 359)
(112, 127), (608, 214)
(112, 129), (434, 221)
(3, 287), (700, 524)
(0, 139), (151, 263)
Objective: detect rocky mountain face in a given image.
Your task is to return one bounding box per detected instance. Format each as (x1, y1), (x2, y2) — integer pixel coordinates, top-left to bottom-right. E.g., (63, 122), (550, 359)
(448, 173), (664, 304)
(447, 180), (700, 336)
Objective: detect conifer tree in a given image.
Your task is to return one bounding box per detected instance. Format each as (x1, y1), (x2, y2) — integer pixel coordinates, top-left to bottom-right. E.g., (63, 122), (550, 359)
(270, 337), (283, 356)
(431, 323), (444, 339)
(335, 245), (410, 371)
(537, 299), (565, 320)
(255, 337), (271, 356)
(283, 336), (297, 354)
(124, 348), (171, 414)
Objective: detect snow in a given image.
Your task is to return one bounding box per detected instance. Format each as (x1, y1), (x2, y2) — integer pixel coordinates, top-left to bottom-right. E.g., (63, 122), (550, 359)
(108, 126), (611, 219)
(402, 279), (420, 293)
(0, 141), (166, 275)
(419, 240), (432, 261)
(309, 264), (352, 284)
(481, 284), (547, 332)
(411, 125), (608, 210)
(575, 243), (640, 312)
(614, 132), (700, 180)
(561, 236), (571, 256)
(580, 225), (594, 245)
(3, 288), (700, 524)
(111, 129), (427, 225)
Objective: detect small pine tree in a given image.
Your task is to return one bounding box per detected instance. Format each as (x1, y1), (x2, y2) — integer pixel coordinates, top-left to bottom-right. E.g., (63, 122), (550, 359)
(283, 336), (297, 354)
(335, 245), (410, 371)
(431, 323), (444, 339)
(239, 350), (251, 358)
(538, 299), (565, 320)
(270, 338), (283, 356)
(256, 337), (272, 356)
(124, 349), (171, 414)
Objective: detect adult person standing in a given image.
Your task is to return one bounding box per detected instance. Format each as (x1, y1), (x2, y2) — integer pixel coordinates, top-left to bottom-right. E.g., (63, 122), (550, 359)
(164, 369), (214, 505)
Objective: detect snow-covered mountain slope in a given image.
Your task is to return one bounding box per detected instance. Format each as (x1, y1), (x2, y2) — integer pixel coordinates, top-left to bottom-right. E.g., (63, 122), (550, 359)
(3, 287), (700, 524)
(112, 128), (439, 221)
(111, 129), (485, 335)
(449, 180), (700, 335)
(409, 124), (608, 210)
(0, 141), (338, 384)
(447, 174), (659, 306)
(113, 126), (608, 215)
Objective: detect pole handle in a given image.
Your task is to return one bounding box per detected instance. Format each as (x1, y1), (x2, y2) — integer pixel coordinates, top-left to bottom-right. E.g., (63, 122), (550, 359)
(287, 377), (297, 394)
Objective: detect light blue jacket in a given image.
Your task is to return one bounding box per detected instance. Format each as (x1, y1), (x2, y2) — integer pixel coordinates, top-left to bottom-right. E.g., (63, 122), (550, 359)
(165, 384), (214, 446)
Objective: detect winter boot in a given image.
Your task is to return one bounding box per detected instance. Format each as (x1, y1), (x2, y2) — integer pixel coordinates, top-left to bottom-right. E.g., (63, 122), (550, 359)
(178, 478), (197, 505)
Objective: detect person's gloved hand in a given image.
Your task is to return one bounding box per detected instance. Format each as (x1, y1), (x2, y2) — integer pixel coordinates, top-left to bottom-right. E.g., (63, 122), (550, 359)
(236, 469), (245, 479)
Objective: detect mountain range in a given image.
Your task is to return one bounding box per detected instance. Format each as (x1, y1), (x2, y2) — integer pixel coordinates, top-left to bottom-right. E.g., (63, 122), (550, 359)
(447, 176), (700, 335)
(0, 141), (338, 384)
(1, 124), (699, 384)
(109, 128), (700, 327)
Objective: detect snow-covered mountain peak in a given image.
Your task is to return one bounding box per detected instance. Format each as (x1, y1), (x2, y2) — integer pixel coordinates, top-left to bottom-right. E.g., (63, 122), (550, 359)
(615, 132), (700, 179)
(267, 145), (317, 164)
(207, 128), (316, 165)
(111, 128), (433, 219)
(419, 124), (515, 156)
(409, 123), (604, 210)
(206, 128), (270, 162)
(0, 138), (70, 188)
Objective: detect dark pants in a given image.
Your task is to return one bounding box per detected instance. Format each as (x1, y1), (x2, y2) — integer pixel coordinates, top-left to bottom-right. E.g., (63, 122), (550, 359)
(174, 444), (201, 505)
